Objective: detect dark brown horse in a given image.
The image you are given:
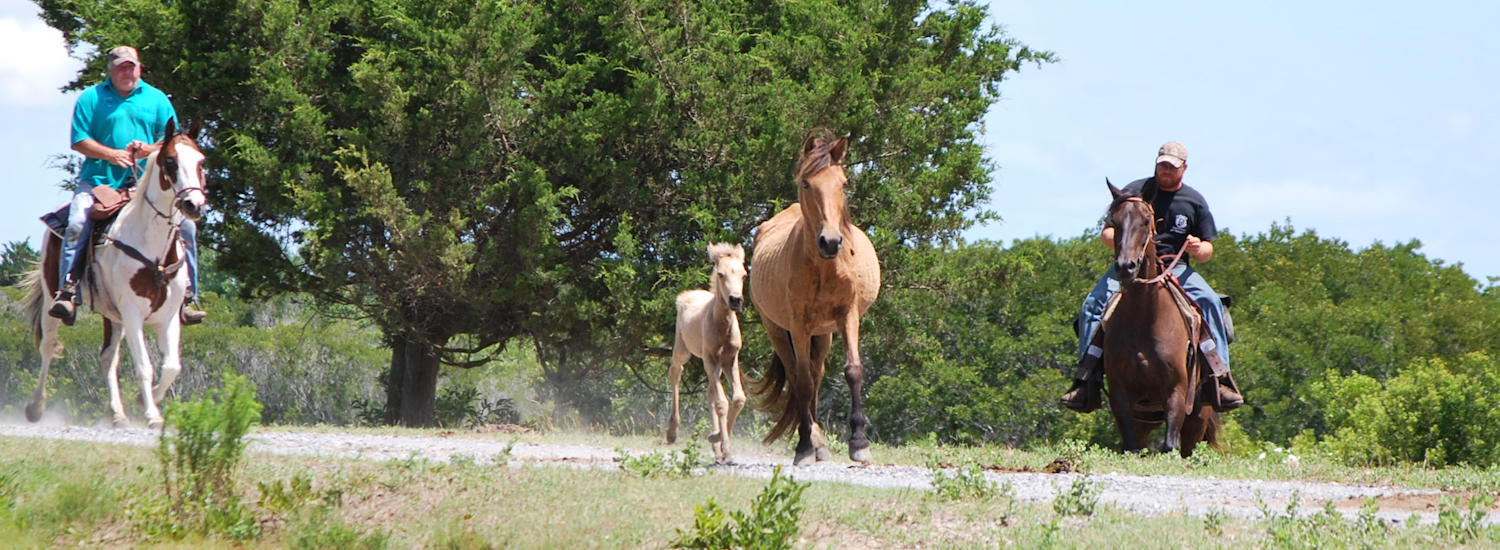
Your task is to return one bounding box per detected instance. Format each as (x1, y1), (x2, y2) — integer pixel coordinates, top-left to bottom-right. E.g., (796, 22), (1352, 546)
(750, 130), (881, 465)
(1101, 179), (1219, 457)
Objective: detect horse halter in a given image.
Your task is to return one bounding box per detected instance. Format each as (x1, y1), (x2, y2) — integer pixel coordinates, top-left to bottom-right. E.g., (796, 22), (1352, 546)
(136, 142), (206, 223)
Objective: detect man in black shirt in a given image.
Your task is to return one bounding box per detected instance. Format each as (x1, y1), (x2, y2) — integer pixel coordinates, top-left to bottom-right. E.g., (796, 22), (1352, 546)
(1060, 141), (1243, 412)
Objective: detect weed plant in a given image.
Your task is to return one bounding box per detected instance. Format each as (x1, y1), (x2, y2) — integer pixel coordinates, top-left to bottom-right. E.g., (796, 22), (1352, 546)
(672, 466), (809, 550)
(1052, 474), (1102, 517)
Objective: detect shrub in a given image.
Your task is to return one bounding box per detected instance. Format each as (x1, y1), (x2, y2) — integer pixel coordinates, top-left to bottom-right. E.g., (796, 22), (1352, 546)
(1313, 352), (1500, 467)
(672, 466), (808, 550)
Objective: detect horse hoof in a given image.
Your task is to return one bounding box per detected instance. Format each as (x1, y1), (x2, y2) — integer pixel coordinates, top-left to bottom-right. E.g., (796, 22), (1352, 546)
(113, 417), (131, 429)
(666, 430), (677, 444)
(794, 449), (817, 466)
(147, 418), (164, 430)
(24, 402), (44, 423)
(816, 446), (832, 462)
(850, 447), (872, 464)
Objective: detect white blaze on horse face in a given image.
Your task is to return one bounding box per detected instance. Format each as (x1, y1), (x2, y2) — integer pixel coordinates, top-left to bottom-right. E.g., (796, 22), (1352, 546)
(800, 166), (848, 259)
(169, 141), (209, 219)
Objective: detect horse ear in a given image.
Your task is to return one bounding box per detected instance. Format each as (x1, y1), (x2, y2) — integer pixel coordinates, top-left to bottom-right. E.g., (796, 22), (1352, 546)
(829, 138), (848, 164)
(187, 119), (203, 140)
(1106, 178), (1123, 199)
(801, 133), (820, 155)
(164, 118), (177, 142)
(733, 244), (745, 260)
(1141, 180), (1158, 202)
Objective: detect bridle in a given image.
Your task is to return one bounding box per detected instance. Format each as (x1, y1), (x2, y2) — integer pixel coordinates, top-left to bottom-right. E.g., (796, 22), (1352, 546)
(1116, 196), (1182, 285)
(104, 141), (201, 287)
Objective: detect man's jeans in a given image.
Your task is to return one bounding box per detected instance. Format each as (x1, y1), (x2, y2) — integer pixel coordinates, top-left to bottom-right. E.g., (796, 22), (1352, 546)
(57, 182), (200, 297)
(1076, 264), (1231, 369)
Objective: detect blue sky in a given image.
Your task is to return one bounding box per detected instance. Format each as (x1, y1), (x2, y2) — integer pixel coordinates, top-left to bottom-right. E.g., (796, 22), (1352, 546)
(3, 1), (1496, 283)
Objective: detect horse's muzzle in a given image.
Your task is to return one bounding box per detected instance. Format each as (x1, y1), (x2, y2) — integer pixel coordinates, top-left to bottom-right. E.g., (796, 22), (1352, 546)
(1116, 259), (1139, 279)
(727, 295), (743, 311)
(177, 199), (204, 220)
(816, 234), (843, 259)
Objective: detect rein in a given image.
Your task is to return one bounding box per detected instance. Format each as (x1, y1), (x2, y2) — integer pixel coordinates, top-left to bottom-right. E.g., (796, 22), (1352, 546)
(105, 142), (196, 281)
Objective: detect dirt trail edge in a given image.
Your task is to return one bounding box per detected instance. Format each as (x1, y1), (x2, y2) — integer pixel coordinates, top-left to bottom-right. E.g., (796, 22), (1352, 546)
(2, 423), (1490, 526)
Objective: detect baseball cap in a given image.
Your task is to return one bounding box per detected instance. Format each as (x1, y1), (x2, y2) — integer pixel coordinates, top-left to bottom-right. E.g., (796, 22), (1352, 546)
(1155, 141), (1187, 168)
(107, 46), (140, 68)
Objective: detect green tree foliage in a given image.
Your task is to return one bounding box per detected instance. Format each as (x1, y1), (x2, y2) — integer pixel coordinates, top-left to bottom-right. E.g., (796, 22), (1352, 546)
(38, 0), (1051, 426)
(0, 240), (39, 287)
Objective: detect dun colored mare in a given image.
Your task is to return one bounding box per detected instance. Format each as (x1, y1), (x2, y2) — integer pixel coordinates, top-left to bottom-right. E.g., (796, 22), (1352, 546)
(22, 119), (208, 428)
(667, 243), (748, 462)
(1101, 179), (1219, 457)
(751, 130), (881, 465)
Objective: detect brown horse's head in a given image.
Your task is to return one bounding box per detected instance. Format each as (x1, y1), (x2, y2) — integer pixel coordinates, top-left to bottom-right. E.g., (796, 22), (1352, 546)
(707, 242), (747, 311)
(795, 129), (851, 259)
(1107, 178), (1158, 280)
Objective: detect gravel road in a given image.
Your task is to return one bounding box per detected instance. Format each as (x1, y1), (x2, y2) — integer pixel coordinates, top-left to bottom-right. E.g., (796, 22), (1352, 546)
(1, 422), (1488, 527)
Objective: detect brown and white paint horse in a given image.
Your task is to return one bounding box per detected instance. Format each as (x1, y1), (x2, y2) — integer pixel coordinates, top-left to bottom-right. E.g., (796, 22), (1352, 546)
(22, 118), (208, 428)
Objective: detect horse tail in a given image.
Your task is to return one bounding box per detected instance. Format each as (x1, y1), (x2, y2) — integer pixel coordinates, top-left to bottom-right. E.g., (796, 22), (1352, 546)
(753, 347), (796, 444)
(20, 264), (48, 348)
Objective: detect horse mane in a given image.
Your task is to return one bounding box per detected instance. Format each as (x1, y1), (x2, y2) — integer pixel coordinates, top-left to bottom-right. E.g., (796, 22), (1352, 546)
(794, 127), (842, 183)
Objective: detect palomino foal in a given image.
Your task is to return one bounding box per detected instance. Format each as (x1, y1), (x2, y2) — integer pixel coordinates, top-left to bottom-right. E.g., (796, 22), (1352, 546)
(667, 242), (748, 462)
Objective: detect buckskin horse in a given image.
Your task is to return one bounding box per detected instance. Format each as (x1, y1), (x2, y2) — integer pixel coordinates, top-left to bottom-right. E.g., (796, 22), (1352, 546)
(750, 129), (881, 465)
(1100, 179), (1219, 457)
(22, 119), (208, 428)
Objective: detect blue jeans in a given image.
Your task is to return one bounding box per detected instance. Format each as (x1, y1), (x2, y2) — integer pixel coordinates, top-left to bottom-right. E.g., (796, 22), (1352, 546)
(58, 182), (200, 298)
(58, 183), (96, 289)
(1076, 264), (1231, 370)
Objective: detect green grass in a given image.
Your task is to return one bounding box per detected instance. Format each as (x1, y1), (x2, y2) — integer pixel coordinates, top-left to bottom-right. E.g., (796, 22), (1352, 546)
(1, 428), (1497, 548)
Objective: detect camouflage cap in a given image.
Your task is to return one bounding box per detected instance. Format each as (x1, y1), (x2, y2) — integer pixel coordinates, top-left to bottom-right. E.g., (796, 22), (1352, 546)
(1155, 141), (1187, 168)
(107, 46), (140, 68)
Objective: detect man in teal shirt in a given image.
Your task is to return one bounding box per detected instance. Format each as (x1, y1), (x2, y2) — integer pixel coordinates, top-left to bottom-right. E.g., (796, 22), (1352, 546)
(51, 46), (206, 325)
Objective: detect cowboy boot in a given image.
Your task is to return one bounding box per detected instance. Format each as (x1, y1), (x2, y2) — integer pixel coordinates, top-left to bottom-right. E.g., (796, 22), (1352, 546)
(1197, 337), (1243, 412)
(1060, 342), (1104, 413)
(181, 292), (207, 326)
(48, 280), (79, 326)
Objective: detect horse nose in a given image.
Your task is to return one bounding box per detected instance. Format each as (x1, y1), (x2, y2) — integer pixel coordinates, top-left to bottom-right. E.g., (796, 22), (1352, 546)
(178, 200), (203, 220)
(817, 234), (843, 258)
(728, 295), (743, 311)
(1118, 259), (1138, 275)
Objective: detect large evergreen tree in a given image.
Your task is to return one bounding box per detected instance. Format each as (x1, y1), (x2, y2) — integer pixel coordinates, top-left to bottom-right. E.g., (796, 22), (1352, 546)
(38, 0), (1050, 426)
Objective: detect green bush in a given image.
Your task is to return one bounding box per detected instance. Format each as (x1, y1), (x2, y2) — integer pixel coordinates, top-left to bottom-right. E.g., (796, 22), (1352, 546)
(1313, 352), (1500, 467)
(142, 371), (264, 540)
(672, 466), (808, 550)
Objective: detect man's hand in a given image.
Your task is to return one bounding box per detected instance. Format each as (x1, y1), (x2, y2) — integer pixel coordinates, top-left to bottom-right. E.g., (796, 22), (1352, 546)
(1184, 235), (1214, 262)
(105, 146), (135, 168)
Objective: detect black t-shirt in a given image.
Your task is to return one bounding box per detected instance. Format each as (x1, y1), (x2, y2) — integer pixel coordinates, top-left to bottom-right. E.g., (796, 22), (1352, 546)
(1118, 177), (1218, 264)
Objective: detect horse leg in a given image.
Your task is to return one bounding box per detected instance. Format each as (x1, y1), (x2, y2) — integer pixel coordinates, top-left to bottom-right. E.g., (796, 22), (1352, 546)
(25, 315), (64, 423)
(808, 333), (833, 461)
(1105, 382), (1141, 452)
(666, 333), (689, 444)
(840, 316), (872, 464)
(1160, 385), (1190, 455)
(120, 318), (164, 428)
(789, 329), (819, 466)
(724, 350), (747, 462)
(99, 319), (129, 426)
(151, 318), (184, 404)
(703, 357), (730, 461)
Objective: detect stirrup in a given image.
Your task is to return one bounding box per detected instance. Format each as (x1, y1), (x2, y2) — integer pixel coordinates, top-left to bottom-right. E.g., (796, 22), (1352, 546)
(49, 294), (78, 327)
(181, 301), (207, 326)
(1060, 379), (1102, 413)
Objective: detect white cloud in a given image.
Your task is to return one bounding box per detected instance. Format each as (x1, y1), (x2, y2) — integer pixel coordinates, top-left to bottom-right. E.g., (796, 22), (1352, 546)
(0, 16), (82, 106)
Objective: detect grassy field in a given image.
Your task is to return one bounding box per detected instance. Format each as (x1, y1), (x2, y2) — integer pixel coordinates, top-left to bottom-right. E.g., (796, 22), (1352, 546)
(1, 427), (1498, 548)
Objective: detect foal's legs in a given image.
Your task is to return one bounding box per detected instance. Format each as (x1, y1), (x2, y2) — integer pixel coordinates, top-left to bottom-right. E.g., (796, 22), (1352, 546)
(703, 357), (729, 460)
(100, 319), (129, 426)
(666, 331), (690, 444)
(723, 351), (747, 461)
(25, 314), (64, 423)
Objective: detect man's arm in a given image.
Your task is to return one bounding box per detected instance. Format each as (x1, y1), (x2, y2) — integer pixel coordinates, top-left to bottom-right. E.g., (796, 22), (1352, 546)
(1100, 226), (1116, 251)
(1184, 235), (1213, 263)
(71, 139), (135, 168)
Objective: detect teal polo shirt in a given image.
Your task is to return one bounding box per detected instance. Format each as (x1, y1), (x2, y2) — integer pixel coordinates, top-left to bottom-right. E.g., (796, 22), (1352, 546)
(70, 78), (178, 190)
